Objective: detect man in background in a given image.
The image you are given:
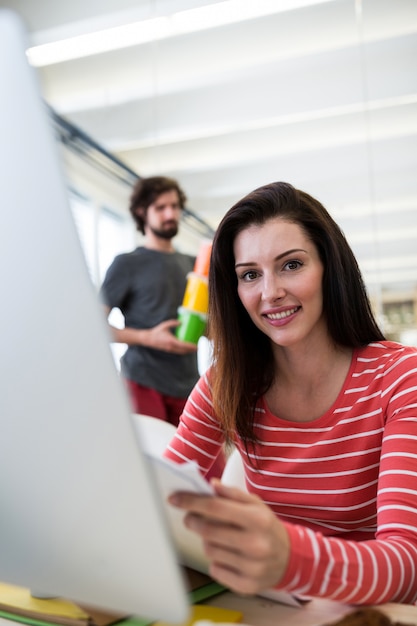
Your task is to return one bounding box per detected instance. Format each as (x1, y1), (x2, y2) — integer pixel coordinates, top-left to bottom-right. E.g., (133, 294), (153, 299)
(100, 176), (198, 426)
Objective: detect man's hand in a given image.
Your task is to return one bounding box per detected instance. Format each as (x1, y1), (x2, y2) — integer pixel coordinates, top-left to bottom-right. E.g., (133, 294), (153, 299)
(140, 319), (198, 354)
(104, 305), (198, 354)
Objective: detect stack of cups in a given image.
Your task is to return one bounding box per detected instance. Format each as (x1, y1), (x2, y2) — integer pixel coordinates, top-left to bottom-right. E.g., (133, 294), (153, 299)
(176, 239), (212, 344)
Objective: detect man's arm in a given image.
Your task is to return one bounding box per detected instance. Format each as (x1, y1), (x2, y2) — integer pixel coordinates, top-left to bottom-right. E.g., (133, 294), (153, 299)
(103, 306), (197, 355)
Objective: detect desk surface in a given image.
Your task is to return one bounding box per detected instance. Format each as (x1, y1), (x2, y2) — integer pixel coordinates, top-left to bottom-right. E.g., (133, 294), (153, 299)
(0, 595), (416, 626)
(205, 590), (417, 625)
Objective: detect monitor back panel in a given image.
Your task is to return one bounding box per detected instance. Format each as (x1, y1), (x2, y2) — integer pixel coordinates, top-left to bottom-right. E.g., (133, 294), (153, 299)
(0, 10), (189, 623)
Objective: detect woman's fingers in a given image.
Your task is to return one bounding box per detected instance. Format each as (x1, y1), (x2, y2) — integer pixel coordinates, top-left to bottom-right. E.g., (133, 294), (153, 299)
(168, 480), (290, 594)
(169, 480), (265, 528)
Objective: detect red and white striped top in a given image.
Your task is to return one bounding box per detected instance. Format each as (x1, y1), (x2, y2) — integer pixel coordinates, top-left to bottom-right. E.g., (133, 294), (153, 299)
(164, 341), (417, 604)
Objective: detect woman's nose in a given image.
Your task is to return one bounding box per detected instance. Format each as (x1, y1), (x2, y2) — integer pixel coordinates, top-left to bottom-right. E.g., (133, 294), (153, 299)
(262, 275), (285, 301)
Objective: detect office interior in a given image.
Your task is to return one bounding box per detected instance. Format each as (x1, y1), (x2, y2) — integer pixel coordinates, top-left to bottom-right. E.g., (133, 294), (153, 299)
(0, 3), (417, 624)
(1, 0), (416, 346)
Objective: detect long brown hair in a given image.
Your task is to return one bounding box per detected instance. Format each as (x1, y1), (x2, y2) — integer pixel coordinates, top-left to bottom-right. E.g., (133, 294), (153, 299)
(208, 182), (385, 445)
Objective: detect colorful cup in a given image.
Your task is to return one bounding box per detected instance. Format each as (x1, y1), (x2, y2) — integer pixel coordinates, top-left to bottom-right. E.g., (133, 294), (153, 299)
(182, 272), (209, 314)
(176, 307), (207, 344)
(193, 239), (212, 278)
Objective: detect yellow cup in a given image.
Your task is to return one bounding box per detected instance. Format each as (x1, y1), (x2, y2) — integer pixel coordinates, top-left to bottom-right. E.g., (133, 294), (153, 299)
(182, 273), (209, 314)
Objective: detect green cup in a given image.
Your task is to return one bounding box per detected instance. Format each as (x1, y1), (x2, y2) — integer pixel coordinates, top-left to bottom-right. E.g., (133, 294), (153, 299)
(176, 307), (207, 344)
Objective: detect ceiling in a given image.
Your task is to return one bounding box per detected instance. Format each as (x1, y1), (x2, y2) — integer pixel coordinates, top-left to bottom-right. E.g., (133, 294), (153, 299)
(2, 0), (417, 305)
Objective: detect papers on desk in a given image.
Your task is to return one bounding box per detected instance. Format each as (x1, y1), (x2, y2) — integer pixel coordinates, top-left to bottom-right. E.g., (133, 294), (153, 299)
(153, 604), (243, 626)
(256, 588), (309, 608)
(0, 581), (125, 626)
(0, 569), (229, 626)
(145, 455), (309, 609)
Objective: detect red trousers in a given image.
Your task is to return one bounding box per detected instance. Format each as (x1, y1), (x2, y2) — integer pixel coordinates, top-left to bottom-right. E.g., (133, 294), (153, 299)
(125, 379), (186, 426)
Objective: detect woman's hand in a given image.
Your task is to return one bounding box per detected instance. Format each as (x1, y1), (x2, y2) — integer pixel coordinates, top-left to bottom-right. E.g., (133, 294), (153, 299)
(168, 479), (290, 595)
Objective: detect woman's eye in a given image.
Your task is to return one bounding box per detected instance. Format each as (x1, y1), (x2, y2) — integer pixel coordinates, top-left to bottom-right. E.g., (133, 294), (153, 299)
(241, 270), (258, 281)
(284, 260), (303, 271)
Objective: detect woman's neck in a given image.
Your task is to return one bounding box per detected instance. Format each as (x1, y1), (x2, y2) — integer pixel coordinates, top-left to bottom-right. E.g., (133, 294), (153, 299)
(266, 339), (353, 422)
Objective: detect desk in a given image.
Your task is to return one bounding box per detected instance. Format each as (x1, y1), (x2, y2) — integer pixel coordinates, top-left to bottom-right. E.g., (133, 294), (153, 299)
(0, 596), (416, 626)
(204, 591), (417, 625)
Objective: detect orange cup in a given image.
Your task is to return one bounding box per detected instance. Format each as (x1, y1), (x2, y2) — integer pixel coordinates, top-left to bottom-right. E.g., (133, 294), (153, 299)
(193, 240), (212, 278)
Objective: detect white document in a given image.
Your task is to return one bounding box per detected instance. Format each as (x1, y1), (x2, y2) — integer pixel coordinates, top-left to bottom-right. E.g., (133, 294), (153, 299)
(145, 453), (309, 608)
(145, 454), (214, 573)
(146, 454), (214, 498)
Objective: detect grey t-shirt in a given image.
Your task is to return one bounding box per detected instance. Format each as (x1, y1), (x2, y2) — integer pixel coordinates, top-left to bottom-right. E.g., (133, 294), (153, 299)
(100, 247), (198, 398)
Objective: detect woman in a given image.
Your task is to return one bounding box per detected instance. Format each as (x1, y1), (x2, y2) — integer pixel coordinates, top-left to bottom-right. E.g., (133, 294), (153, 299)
(164, 182), (417, 605)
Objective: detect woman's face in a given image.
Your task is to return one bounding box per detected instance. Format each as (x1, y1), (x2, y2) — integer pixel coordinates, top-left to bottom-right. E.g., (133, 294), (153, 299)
(233, 217), (326, 351)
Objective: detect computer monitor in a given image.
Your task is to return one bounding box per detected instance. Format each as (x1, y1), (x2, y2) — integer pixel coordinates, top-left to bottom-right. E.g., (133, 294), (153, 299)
(0, 9), (189, 623)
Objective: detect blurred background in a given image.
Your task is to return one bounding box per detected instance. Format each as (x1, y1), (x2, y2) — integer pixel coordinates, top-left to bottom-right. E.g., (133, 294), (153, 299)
(1, 0), (416, 343)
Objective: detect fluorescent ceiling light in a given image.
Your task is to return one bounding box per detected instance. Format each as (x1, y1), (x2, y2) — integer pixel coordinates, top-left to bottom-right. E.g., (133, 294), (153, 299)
(27, 0), (334, 67)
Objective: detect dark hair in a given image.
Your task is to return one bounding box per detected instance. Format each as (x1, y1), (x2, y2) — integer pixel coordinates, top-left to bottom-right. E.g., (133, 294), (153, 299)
(208, 181), (385, 445)
(129, 176), (187, 235)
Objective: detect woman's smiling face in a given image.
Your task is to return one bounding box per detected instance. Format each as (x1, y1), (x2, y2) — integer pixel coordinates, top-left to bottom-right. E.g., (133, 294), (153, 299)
(233, 217), (326, 350)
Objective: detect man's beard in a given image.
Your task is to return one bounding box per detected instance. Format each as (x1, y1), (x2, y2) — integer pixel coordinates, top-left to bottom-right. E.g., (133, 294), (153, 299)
(149, 222), (178, 240)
